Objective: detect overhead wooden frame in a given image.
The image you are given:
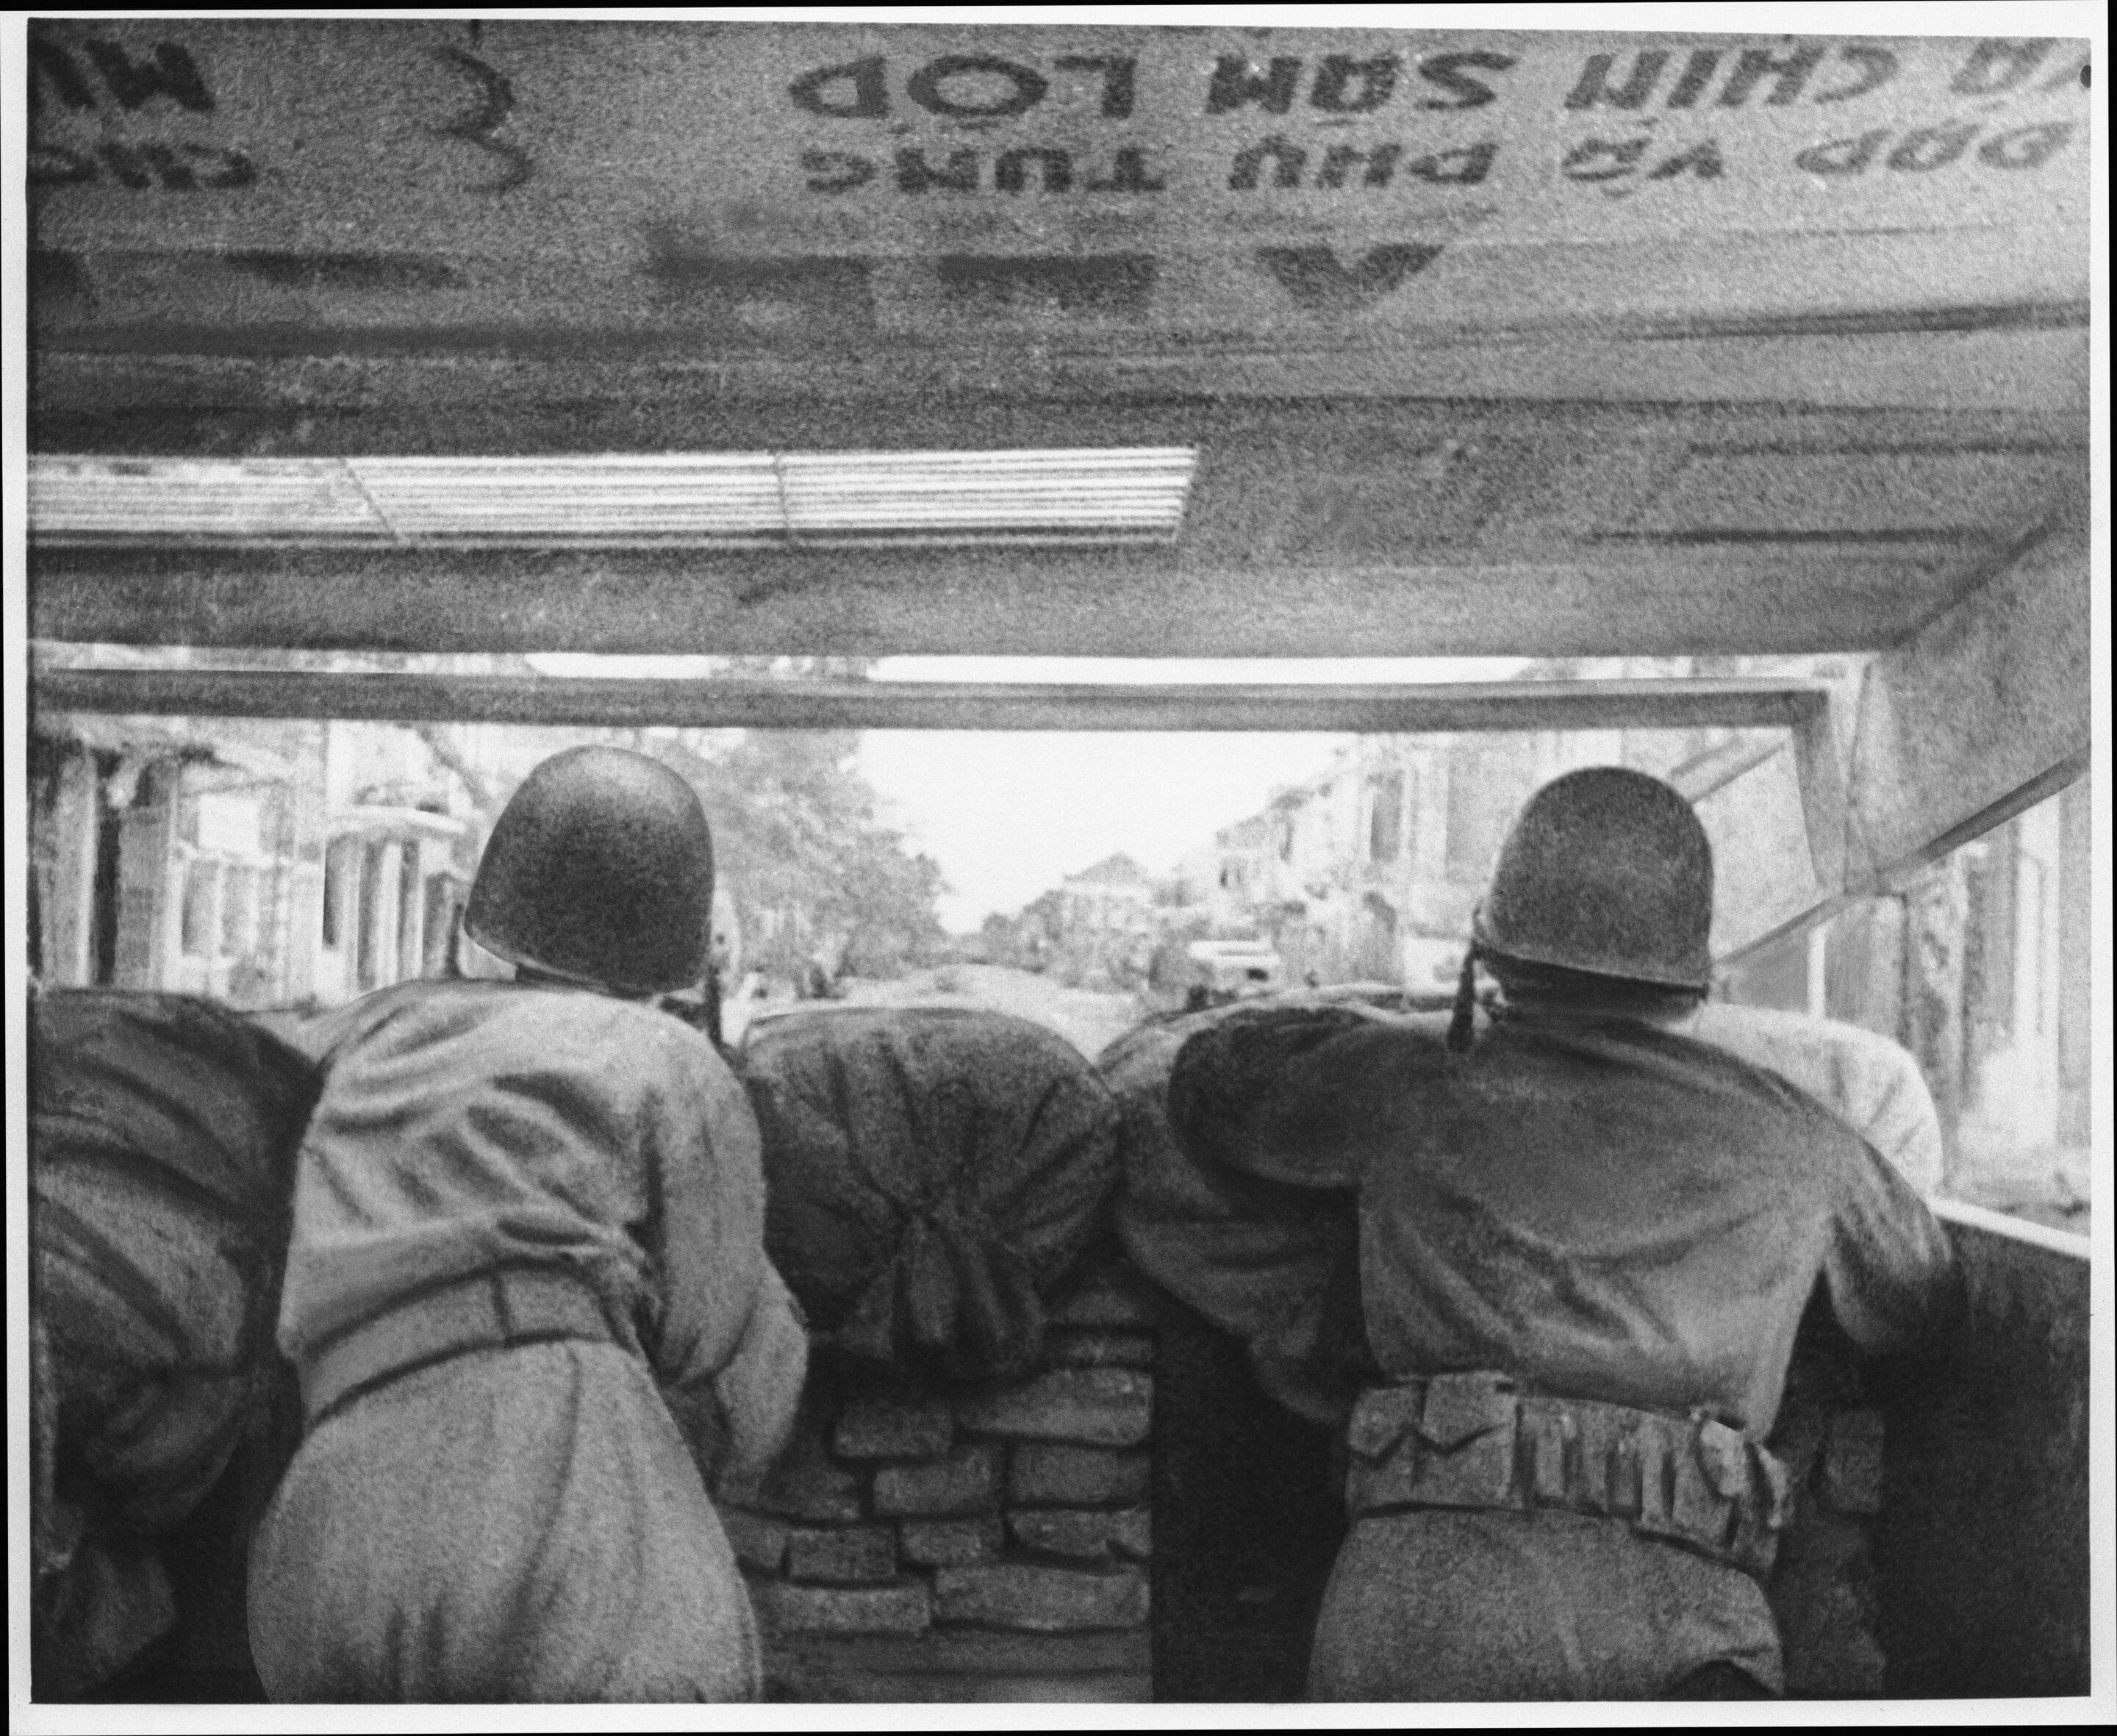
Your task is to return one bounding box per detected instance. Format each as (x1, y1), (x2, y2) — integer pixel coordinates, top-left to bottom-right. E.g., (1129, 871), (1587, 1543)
(28, 23), (2091, 667)
(28, 23), (2090, 384)
(24, 20), (2094, 971)
(29, 508), (2090, 971)
(26, 668), (1827, 735)
(28, 666), (1849, 966)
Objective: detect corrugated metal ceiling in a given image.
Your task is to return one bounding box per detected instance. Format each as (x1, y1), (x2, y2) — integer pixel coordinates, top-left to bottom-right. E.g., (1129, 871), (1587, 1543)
(27, 450), (1198, 548)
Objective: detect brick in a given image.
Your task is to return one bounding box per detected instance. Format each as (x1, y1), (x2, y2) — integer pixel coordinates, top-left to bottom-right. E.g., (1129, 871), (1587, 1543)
(834, 1400), (955, 1460)
(872, 1444), (1002, 1517)
(787, 1525), (898, 1585)
(1009, 1444), (1150, 1507)
(720, 1507), (789, 1574)
(1008, 1509), (1121, 1562)
(751, 1578), (932, 1637)
(933, 1563), (1149, 1632)
(749, 1401), (868, 1522)
(898, 1516), (1005, 1568)
(1046, 1329), (1156, 1370)
(957, 1369), (1151, 1447)
(1006, 1506), (1153, 1563)
(1820, 1408), (1885, 1516)
(753, 1455), (865, 1524)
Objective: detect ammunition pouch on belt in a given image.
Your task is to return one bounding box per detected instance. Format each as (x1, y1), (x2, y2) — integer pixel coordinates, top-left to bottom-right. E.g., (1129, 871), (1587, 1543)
(298, 1266), (620, 1427)
(1345, 1372), (1794, 1581)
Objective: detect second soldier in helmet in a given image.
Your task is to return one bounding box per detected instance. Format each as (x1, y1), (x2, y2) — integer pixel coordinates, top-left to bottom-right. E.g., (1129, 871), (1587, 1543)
(249, 746), (806, 1703)
(1165, 766), (1960, 1701)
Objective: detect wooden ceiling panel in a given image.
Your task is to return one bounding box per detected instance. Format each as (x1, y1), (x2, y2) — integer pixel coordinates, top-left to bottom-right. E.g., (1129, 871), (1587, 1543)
(26, 21), (2090, 659)
(1616, 448), (2085, 540)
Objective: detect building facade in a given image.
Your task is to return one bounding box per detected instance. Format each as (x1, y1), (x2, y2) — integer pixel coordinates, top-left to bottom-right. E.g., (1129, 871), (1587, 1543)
(1049, 855), (1161, 989)
(1178, 664), (2092, 1227)
(31, 699), (483, 1012)
(1722, 775), (2093, 1225)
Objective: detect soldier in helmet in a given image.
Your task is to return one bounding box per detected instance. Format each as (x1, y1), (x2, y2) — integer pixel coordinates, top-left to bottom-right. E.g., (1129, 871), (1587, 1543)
(1165, 767), (1960, 1701)
(248, 746), (807, 1703)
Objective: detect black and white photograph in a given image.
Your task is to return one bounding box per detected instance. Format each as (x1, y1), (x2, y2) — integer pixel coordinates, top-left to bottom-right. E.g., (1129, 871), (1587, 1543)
(7, 5), (2108, 1722)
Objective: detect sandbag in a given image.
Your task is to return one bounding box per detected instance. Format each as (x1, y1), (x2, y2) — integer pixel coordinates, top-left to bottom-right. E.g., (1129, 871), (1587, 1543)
(736, 1006), (1120, 1380)
(30, 988), (320, 1695)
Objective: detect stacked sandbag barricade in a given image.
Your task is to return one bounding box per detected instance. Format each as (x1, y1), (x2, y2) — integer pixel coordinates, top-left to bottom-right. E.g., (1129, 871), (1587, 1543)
(726, 1007), (1154, 1700)
(24, 979), (1918, 1704)
(29, 989), (320, 1700)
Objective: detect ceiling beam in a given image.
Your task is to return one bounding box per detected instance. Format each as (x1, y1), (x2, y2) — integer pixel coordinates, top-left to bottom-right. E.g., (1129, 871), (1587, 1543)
(1703, 518), (2090, 969)
(29, 669), (1825, 735)
(26, 543), (1992, 661)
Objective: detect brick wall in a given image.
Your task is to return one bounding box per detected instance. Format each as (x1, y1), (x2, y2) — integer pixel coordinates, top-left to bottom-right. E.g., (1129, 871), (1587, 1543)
(728, 1255), (1158, 1704)
(728, 1252), (1899, 1704)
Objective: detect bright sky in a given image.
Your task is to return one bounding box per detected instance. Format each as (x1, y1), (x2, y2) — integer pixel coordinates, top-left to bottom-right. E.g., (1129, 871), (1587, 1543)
(863, 657), (1526, 930)
(526, 653), (1527, 932)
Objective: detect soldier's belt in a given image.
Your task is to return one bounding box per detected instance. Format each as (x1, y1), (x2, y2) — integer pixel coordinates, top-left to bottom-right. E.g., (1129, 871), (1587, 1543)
(1345, 1372), (1793, 1580)
(300, 1265), (617, 1427)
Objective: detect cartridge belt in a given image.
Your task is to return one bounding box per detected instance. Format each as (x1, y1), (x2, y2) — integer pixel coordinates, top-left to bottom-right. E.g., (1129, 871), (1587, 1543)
(1345, 1371), (1793, 1580)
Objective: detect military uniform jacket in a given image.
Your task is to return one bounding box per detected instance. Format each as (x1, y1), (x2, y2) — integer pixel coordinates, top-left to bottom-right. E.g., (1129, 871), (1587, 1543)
(1166, 1002), (1960, 1437)
(279, 976), (803, 1491)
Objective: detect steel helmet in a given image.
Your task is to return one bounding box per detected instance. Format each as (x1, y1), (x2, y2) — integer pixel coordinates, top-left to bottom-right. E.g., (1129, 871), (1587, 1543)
(1471, 767), (1713, 990)
(465, 746), (714, 995)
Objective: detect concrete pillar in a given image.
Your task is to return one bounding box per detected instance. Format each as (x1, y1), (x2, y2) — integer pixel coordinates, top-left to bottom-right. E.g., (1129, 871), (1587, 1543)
(1822, 893), (1906, 1044)
(110, 762), (174, 990)
(1902, 856), (1970, 1190)
(2009, 797), (2064, 1147)
(398, 841), (426, 983)
(250, 780), (293, 1004)
(200, 856), (228, 991)
(282, 862), (323, 1002)
(381, 842), (404, 991)
(46, 751), (101, 986)
(373, 839), (405, 987)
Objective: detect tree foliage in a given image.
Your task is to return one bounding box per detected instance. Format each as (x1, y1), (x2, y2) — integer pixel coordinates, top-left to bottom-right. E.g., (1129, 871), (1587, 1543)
(401, 655), (949, 986)
(656, 727), (949, 983)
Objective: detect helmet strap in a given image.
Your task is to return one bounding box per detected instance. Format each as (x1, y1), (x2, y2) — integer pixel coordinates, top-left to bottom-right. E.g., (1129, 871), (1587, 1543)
(1447, 944), (1482, 1053)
